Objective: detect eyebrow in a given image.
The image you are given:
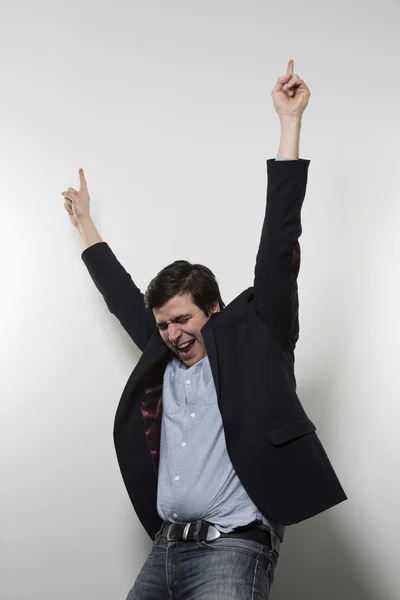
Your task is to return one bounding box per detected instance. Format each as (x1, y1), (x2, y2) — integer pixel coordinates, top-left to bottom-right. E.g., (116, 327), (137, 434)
(156, 313), (192, 329)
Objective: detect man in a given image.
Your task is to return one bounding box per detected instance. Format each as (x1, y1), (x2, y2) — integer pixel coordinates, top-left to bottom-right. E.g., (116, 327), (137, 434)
(62, 60), (346, 599)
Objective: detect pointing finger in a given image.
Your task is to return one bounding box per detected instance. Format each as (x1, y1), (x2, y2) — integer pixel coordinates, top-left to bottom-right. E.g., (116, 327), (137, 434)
(286, 59), (294, 77)
(79, 168), (88, 192)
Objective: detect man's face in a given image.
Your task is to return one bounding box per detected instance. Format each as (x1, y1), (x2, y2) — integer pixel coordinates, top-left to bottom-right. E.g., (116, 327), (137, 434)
(153, 293), (220, 367)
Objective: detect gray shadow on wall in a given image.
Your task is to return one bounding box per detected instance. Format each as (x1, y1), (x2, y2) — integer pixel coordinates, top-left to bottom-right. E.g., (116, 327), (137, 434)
(271, 514), (376, 600)
(270, 375), (379, 600)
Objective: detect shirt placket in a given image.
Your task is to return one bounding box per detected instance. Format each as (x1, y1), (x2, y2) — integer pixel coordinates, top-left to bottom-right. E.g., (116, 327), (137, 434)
(171, 367), (198, 520)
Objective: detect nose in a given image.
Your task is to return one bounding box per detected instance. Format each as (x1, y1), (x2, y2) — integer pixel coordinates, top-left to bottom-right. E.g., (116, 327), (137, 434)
(168, 323), (182, 343)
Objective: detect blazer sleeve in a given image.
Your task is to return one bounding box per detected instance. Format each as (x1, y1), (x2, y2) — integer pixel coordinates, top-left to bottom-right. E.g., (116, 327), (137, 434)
(81, 242), (157, 352)
(253, 158), (311, 351)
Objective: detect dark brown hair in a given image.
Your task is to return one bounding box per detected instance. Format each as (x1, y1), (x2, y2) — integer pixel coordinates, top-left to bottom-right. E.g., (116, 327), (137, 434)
(144, 260), (225, 316)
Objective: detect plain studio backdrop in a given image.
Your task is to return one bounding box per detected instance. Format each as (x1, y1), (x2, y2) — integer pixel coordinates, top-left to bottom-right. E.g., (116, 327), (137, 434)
(1, 1), (399, 599)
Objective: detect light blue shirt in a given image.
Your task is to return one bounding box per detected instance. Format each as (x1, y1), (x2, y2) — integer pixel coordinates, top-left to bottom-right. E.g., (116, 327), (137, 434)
(157, 357), (286, 540)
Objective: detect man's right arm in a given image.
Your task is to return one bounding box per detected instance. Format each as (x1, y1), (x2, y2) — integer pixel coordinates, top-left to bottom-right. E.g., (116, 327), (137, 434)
(62, 171), (157, 352)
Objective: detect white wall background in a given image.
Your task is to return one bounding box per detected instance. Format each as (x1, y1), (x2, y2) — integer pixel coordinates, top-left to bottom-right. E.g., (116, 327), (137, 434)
(1, 1), (399, 598)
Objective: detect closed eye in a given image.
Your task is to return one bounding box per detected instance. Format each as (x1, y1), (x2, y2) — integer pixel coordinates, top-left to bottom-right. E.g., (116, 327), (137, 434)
(157, 315), (191, 330)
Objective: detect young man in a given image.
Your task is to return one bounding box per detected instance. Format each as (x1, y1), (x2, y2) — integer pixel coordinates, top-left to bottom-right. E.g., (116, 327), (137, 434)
(62, 60), (346, 599)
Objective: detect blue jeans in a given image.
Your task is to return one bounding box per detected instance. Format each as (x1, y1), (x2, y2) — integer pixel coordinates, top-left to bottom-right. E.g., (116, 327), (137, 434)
(126, 529), (279, 599)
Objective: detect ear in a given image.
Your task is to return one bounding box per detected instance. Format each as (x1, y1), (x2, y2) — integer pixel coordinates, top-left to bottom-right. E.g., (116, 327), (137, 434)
(211, 301), (221, 314)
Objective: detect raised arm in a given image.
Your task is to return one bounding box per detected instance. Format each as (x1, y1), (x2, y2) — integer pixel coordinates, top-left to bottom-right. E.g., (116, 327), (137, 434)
(254, 60), (311, 353)
(62, 170), (156, 352)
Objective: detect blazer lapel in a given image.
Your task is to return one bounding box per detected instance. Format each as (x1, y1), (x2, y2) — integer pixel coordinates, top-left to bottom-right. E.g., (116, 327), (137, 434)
(201, 314), (220, 400)
(116, 316), (220, 427)
(114, 332), (170, 429)
(132, 332), (170, 385)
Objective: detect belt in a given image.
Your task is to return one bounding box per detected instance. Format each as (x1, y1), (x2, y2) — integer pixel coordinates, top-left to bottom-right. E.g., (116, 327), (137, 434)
(159, 520), (280, 553)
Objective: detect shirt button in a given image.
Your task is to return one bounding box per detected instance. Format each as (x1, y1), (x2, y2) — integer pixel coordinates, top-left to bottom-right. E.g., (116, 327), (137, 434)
(175, 476), (180, 481)
(181, 442), (186, 447)
(190, 412), (195, 418)
(185, 379), (191, 385)
(173, 513), (178, 519)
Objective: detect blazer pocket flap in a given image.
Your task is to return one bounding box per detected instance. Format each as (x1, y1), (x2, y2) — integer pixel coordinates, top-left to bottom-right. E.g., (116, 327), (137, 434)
(267, 417), (316, 446)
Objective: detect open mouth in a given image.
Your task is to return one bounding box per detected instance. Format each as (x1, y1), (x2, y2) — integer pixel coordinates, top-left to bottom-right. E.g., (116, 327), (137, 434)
(176, 339), (196, 357)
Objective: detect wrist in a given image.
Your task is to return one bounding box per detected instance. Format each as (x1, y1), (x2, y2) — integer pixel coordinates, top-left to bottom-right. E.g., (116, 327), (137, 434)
(279, 115), (302, 129)
(277, 117), (301, 159)
(77, 216), (95, 239)
(77, 215), (92, 228)
(77, 217), (103, 248)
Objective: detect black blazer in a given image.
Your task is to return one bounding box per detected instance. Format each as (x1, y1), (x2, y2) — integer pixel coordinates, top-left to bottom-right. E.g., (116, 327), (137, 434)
(82, 158), (346, 540)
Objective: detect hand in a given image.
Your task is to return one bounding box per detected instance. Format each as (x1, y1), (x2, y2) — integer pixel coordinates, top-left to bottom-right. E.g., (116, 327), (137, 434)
(271, 59), (310, 120)
(62, 169), (91, 229)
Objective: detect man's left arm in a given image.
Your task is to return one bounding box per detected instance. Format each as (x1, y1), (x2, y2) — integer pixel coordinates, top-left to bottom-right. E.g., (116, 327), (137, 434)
(253, 61), (311, 351)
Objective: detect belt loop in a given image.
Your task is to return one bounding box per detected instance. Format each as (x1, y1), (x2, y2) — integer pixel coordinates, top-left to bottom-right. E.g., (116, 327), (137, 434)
(268, 528), (280, 553)
(154, 524), (163, 544)
(166, 523), (174, 541)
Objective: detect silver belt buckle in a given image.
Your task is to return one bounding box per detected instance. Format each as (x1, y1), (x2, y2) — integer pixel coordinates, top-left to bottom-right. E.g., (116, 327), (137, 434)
(182, 523), (191, 541)
(206, 524), (221, 542)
